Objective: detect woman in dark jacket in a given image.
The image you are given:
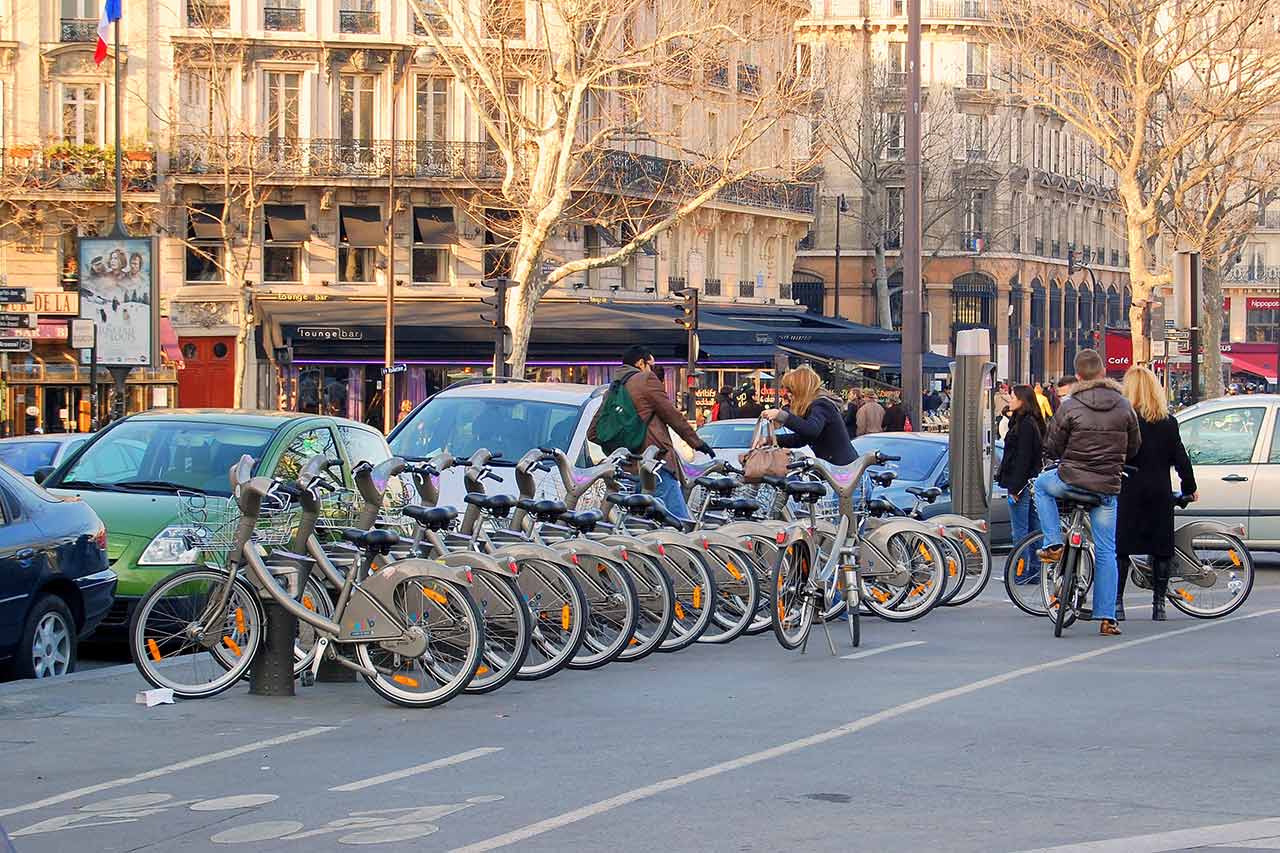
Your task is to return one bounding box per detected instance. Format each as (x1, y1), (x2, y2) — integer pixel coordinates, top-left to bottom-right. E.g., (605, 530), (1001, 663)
(1117, 366), (1197, 621)
(995, 385), (1045, 550)
(762, 366), (856, 466)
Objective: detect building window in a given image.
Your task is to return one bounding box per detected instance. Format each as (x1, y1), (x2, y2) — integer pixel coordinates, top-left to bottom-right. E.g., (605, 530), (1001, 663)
(962, 190), (986, 250)
(187, 0), (230, 28)
(964, 113), (987, 159)
(412, 206), (454, 284)
(339, 205), (382, 283)
(185, 203), (224, 282)
(885, 186), (903, 249)
(707, 111), (719, 150)
(965, 43), (987, 88)
(415, 76), (448, 142)
(885, 112), (904, 158)
(951, 273), (995, 353)
(411, 2), (450, 35)
(263, 203), (307, 282)
(60, 0), (96, 41)
(485, 0), (524, 38)
(264, 0), (304, 31)
(265, 70), (301, 158)
(1247, 299), (1278, 342)
(60, 83), (101, 145)
(339, 0), (379, 33)
(338, 74), (376, 168)
(887, 42), (906, 86)
(1010, 191), (1023, 253)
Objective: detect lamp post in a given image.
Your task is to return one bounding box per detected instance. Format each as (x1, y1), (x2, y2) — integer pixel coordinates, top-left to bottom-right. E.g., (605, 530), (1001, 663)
(832, 193), (847, 318)
(901, 0), (924, 429)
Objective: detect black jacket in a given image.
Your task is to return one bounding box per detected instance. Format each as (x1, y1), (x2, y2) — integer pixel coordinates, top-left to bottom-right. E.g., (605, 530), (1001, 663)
(778, 397), (856, 465)
(1043, 378), (1141, 495)
(996, 412), (1044, 496)
(882, 403), (908, 432)
(1118, 415), (1197, 558)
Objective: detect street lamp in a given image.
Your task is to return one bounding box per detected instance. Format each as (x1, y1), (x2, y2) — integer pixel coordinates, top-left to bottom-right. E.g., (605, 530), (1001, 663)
(833, 193), (848, 318)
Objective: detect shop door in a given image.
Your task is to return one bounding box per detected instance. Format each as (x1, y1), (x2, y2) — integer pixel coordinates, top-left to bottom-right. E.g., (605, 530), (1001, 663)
(178, 336), (236, 409)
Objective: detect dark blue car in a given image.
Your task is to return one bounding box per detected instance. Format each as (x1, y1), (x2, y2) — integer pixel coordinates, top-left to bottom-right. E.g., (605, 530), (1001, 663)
(0, 462), (115, 679)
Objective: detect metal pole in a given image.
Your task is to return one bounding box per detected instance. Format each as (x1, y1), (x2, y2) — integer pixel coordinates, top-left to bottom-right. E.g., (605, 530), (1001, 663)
(1189, 251), (1200, 404)
(88, 337), (98, 430)
(111, 19), (124, 237)
(495, 280), (507, 377)
(833, 196), (842, 319)
(383, 54), (404, 435)
(901, 0), (923, 429)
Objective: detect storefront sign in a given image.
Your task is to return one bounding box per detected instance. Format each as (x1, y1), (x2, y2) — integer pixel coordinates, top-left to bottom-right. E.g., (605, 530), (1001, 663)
(0, 313), (35, 329)
(0, 328), (34, 338)
(297, 326), (363, 341)
(1247, 297), (1280, 311)
(381, 363), (407, 375)
(0, 291), (80, 316)
(38, 321), (68, 341)
(0, 287), (31, 304)
(0, 338), (32, 352)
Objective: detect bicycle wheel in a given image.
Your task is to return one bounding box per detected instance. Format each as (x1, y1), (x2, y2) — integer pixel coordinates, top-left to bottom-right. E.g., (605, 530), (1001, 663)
(698, 545), (760, 644)
(513, 557), (588, 681)
(1051, 550), (1077, 637)
(860, 532), (947, 622)
(936, 537), (965, 605)
(771, 540), (815, 650)
(359, 578), (484, 708)
(1168, 533), (1254, 618)
(465, 573), (531, 694)
(944, 527), (993, 607)
(616, 551), (675, 663)
(294, 575), (334, 676)
(130, 567), (263, 700)
(809, 521), (849, 621)
(568, 556), (639, 669)
(1004, 532), (1049, 616)
(657, 544), (717, 652)
(744, 536), (782, 635)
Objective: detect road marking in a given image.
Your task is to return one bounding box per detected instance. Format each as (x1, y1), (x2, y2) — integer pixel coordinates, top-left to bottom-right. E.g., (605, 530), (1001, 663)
(451, 607), (1280, 853)
(0, 726), (335, 820)
(1013, 815), (1280, 852)
(329, 747), (502, 792)
(840, 640), (927, 661)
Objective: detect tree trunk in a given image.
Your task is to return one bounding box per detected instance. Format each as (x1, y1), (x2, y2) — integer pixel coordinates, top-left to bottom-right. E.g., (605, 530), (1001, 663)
(1123, 206), (1159, 366)
(873, 245), (892, 330)
(233, 286), (250, 408)
(1200, 250), (1224, 399)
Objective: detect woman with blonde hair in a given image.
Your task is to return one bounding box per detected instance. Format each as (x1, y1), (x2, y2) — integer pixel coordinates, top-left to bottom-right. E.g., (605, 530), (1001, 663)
(1116, 366), (1197, 621)
(761, 365), (856, 465)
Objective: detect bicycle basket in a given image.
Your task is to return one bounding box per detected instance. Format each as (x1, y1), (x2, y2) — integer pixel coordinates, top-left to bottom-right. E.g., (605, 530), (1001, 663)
(176, 490), (297, 567)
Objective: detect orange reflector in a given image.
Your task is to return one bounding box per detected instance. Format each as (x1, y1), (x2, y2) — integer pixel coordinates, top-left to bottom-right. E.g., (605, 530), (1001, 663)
(302, 595), (315, 611)
(726, 561), (743, 581)
(963, 536), (978, 555)
(947, 559), (957, 577)
(392, 674), (420, 687)
(629, 638), (639, 646)
(777, 600), (786, 621)
(1016, 558), (1025, 577)
(476, 665), (490, 676)
(692, 585), (702, 609)
(235, 607), (246, 634)
(1176, 588), (1195, 602)
(424, 588), (448, 606)
(561, 604), (571, 630)
(597, 563), (608, 574)
(1229, 550), (1241, 567)
(873, 588), (889, 603)
(222, 636), (243, 657)
(147, 638), (162, 662)
(674, 602), (686, 620)
(1049, 595), (1058, 607)
(917, 543), (932, 562)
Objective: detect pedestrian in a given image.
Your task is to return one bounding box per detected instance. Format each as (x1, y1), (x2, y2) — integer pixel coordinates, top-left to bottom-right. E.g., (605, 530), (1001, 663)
(735, 384), (764, 420)
(1033, 349), (1141, 637)
(996, 385), (1045, 549)
(1116, 366), (1197, 622)
(712, 386), (737, 421)
(843, 388), (863, 434)
(1056, 374), (1076, 401)
(882, 392), (908, 432)
(588, 345), (716, 519)
(855, 388), (885, 436)
(760, 365), (856, 465)
(1033, 382), (1054, 420)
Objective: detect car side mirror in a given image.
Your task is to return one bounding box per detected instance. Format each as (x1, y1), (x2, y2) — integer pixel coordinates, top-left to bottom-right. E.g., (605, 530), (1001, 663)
(33, 466), (55, 484)
(938, 479), (950, 491)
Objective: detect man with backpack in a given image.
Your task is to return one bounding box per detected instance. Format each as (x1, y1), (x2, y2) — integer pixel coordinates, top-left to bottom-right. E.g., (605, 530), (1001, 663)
(589, 345), (716, 519)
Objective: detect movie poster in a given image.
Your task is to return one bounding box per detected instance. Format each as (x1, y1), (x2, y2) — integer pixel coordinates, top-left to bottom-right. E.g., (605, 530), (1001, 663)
(78, 237), (154, 366)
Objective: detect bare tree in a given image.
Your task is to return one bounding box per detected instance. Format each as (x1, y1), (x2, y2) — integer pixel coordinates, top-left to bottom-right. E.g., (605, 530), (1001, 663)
(409, 0), (809, 375)
(995, 0), (1280, 363)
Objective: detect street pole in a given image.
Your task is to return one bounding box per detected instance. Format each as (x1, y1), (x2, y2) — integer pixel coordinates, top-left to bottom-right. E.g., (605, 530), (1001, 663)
(686, 290), (699, 421)
(1189, 251), (1200, 404)
(833, 194), (842, 319)
(88, 337), (98, 430)
(111, 20), (124, 237)
(901, 0), (923, 429)
(383, 51), (407, 434)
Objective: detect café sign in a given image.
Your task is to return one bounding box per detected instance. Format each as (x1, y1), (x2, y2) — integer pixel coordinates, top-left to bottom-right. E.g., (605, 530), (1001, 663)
(0, 290), (80, 316)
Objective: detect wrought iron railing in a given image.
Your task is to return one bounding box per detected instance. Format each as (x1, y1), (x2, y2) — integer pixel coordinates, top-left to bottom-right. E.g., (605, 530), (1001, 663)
(965, 73), (988, 89)
(60, 18), (96, 41)
(738, 279), (756, 298)
(2, 147), (157, 192)
(264, 5), (304, 29)
(1111, 249), (1120, 266)
(707, 62), (729, 89)
(171, 137), (504, 180)
(338, 9), (379, 32)
(667, 276), (687, 292)
(1051, 239), (1061, 258)
(737, 63), (760, 95)
(412, 11), (448, 34)
(704, 278), (723, 297)
(779, 282), (793, 301)
(865, 0), (988, 17)
(1034, 237), (1044, 256)
(885, 71), (907, 87)
(1225, 263), (1280, 283)
(187, 0), (230, 27)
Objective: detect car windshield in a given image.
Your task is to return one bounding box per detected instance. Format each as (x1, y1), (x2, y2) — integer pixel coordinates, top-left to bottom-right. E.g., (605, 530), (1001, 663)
(54, 419), (275, 496)
(0, 441), (61, 476)
(851, 436), (946, 481)
(0, 462), (62, 503)
(697, 422), (792, 448)
(391, 395), (582, 462)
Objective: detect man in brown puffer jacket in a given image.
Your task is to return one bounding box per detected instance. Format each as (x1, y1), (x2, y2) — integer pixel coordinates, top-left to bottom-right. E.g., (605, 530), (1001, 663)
(1033, 349), (1140, 637)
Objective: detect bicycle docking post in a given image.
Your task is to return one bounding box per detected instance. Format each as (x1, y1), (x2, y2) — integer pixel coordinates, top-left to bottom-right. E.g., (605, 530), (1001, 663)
(250, 602), (297, 697)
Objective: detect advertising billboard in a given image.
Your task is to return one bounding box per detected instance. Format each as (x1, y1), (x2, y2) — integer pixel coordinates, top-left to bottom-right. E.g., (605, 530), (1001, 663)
(78, 236), (154, 366)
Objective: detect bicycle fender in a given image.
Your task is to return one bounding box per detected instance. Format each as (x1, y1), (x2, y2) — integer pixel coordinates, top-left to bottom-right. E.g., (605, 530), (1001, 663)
(440, 549), (517, 579)
(860, 518), (944, 578)
(549, 538), (624, 564)
(597, 536), (664, 564)
(714, 519), (791, 543)
(369, 556), (475, 589)
(1175, 519), (1247, 542)
(928, 513), (989, 536)
(486, 541), (574, 569)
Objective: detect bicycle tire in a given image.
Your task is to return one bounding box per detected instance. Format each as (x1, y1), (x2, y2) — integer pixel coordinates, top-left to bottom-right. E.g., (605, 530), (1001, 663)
(936, 537), (964, 605)
(771, 540), (815, 650)
(130, 566), (263, 700)
(943, 528), (993, 607)
(656, 544), (718, 652)
(1052, 550), (1077, 637)
(744, 536), (782, 635)
(512, 556), (588, 681)
(1004, 532), (1050, 616)
(1168, 533), (1254, 619)
(360, 577), (484, 708)
(293, 575), (334, 676)
(860, 532), (947, 622)
(616, 550), (675, 662)
(465, 573), (532, 694)
(698, 544), (760, 644)
(568, 555), (639, 669)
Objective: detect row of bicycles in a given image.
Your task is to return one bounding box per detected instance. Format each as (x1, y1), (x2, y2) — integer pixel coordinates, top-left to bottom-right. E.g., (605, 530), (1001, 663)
(126, 443), (994, 708)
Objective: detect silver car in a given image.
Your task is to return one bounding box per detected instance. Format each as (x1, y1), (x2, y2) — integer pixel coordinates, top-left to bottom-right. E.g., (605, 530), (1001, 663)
(0, 434), (92, 479)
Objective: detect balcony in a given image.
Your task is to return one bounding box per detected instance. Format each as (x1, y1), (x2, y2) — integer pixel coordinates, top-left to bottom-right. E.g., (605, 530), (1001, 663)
(1256, 210), (1280, 230)
(704, 278), (723, 297)
(586, 150), (816, 214)
(737, 63), (760, 95)
(264, 5), (304, 30)
(412, 11), (448, 35)
(707, 61), (729, 89)
(2, 145), (156, 192)
(339, 9), (379, 33)
(60, 18), (97, 41)
(885, 71), (907, 88)
(738, 279), (756, 298)
(171, 137), (503, 181)
(962, 231), (987, 252)
(885, 145), (904, 160)
(187, 0), (230, 27)
(965, 73), (988, 89)
(1225, 263), (1280, 283)
(866, 0), (988, 17)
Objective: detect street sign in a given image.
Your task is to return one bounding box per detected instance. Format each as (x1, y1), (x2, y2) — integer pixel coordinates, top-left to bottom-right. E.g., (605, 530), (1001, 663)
(1151, 340), (1166, 357)
(70, 318), (96, 349)
(0, 287), (31, 304)
(0, 313), (36, 329)
(0, 328), (35, 338)
(380, 363), (407, 375)
(0, 338), (32, 352)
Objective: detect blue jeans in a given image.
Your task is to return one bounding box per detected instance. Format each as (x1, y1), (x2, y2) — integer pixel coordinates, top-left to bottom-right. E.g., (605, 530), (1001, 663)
(654, 468), (691, 519)
(1008, 487), (1034, 543)
(1033, 469), (1118, 621)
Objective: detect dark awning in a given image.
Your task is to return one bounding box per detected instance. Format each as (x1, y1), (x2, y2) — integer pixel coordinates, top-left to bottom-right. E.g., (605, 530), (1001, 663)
(188, 204), (223, 241)
(265, 204), (309, 243)
(782, 339), (951, 373)
(415, 207), (456, 244)
(341, 206), (385, 248)
(594, 225), (621, 247)
(699, 344), (775, 363)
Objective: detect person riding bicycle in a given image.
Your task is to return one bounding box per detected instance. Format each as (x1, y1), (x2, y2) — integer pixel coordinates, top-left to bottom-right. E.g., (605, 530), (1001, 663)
(1034, 349), (1140, 637)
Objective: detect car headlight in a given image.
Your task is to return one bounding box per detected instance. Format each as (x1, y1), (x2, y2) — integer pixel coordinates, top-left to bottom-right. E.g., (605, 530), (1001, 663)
(138, 526), (201, 566)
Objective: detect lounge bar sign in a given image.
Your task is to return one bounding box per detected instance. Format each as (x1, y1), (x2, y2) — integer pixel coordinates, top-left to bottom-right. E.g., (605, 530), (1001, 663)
(297, 326), (364, 341)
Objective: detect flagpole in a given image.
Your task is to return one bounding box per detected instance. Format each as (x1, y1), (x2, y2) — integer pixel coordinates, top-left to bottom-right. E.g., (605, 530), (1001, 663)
(110, 16), (124, 238)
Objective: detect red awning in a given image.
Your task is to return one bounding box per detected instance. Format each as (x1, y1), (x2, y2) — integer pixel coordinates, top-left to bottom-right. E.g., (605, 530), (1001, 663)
(160, 317), (184, 369)
(1228, 351), (1278, 384)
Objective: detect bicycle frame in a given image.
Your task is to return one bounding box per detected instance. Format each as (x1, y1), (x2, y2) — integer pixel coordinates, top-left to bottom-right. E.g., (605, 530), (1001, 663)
(1130, 518), (1246, 588)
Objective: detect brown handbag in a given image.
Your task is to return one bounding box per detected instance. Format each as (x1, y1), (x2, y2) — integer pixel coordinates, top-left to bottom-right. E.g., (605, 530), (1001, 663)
(740, 417), (791, 483)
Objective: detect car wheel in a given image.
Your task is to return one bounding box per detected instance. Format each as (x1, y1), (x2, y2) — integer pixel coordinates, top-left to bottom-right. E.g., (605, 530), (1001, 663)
(17, 595), (77, 679)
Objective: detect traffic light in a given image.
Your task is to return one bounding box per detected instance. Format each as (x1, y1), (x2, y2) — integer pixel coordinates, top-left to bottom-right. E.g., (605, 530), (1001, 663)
(673, 287), (698, 331)
(1067, 249), (1077, 276)
(479, 278), (508, 327)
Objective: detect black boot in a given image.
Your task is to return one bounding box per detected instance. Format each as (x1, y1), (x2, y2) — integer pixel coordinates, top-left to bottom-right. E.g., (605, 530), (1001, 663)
(1152, 557), (1169, 621)
(1115, 556), (1128, 621)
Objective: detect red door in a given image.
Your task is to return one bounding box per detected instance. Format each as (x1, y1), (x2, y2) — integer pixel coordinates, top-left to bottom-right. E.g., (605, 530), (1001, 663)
(178, 336), (237, 408)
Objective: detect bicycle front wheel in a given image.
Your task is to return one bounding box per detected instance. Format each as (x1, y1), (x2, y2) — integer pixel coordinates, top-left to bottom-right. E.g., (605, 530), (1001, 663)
(513, 557), (587, 681)
(860, 532), (947, 622)
(466, 573), (531, 694)
(568, 556), (638, 669)
(1004, 532), (1049, 616)
(130, 567), (263, 700)
(657, 544), (717, 652)
(616, 551), (675, 663)
(943, 527), (992, 607)
(294, 575), (334, 675)
(698, 545), (760, 644)
(771, 541), (815, 650)
(1168, 533), (1254, 618)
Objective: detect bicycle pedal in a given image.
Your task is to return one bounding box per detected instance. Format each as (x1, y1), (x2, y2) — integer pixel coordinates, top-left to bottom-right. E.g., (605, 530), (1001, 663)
(300, 671), (316, 688)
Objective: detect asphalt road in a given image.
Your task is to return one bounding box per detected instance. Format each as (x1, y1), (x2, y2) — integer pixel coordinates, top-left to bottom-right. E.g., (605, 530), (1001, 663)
(4, 573), (1280, 853)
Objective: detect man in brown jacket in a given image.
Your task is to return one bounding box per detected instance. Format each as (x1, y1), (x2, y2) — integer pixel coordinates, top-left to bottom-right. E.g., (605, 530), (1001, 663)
(588, 345), (715, 518)
(855, 389), (885, 436)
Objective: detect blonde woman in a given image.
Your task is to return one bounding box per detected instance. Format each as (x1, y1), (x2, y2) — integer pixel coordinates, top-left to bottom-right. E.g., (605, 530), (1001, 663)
(1116, 366), (1197, 621)
(760, 365), (856, 465)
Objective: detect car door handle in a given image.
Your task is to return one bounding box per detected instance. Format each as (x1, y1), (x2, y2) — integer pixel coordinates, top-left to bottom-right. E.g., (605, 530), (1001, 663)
(15, 548), (36, 560)
(1221, 474), (1249, 482)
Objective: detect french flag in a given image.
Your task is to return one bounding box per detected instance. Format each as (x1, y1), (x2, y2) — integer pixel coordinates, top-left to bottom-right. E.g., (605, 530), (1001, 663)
(94, 0), (121, 65)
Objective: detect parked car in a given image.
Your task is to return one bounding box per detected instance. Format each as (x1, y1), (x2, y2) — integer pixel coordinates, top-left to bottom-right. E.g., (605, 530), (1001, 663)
(696, 418), (802, 463)
(0, 434), (92, 478)
(40, 409), (403, 639)
(0, 461), (115, 679)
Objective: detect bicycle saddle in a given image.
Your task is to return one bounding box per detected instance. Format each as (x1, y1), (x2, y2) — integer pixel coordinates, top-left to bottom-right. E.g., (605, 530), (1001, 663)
(561, 509), (603, 533)
(1058, 487), (1102, 508)
(870, 470), (896, 488)
(342, 528), (401, 555)
(643, 501), (696, 534)
(404, 505), (459, 531)
(516, 498), (567, 520)
(694, 475), (738, 496)
(464, 493), (518, 516)
(782, 480), (826, 501)
(721, 497), (761, 518)
(606, 493), (656, 511)
(760, 475), (790, 489)
(868, 497), (900, 516)
(906, 486), (942, 503)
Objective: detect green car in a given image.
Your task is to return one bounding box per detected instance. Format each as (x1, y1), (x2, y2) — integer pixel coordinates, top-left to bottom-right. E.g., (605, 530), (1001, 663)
(40, 409), (399, 640)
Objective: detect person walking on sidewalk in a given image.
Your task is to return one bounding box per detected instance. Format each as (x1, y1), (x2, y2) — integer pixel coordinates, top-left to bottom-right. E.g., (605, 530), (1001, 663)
(882, 393), (909, 432)
(1033, 349), (1140, 637)
(761, 366), (856, 466)
(855, 389), (885, 437)
(1116, 366), (1197, 622)
(996, 385), (1045, 550)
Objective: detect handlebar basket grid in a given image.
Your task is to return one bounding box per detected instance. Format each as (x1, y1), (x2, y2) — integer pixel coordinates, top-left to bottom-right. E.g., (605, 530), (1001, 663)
(377, 482), (417, 534)
(176, 490), (298, 567)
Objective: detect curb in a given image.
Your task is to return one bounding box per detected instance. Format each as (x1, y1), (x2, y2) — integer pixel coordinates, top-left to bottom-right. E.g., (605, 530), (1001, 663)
(0, 661), (140, 697)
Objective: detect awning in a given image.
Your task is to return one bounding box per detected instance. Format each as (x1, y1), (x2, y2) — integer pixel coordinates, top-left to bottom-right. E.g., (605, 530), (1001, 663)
(265, 205), (309, 243)
(415, 207), (456, 244)
(189, 204), (224, 241)
(698, 344), (776, 363)
(781, 339), (951, 373)
(160, 317), (184, 369)
(1228, 351), (1277, 383)
(341, 207), (386, 248)
(593, 225), (621, 247)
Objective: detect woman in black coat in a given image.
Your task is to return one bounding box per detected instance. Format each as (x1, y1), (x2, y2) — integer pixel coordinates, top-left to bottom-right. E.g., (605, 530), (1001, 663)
(995, 385), (1045, 552)
(1117, 367), (1197, 621)
(762, 366), (856, 466)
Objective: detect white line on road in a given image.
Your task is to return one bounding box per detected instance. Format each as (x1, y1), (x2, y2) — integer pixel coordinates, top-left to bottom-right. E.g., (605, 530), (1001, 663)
(329, 747), (503, 792)
(1013, 815), (1280, 852)
(451, 607), (1280, 853)
(0, 725), (336, 820)
(840, 640), (927, 661)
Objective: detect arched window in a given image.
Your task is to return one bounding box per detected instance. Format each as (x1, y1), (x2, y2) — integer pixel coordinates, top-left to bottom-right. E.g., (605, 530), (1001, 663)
(1107, 285), (1121, 327)
(1030, 278), (1045, 382)
(1077, 283), (1093, 350)
(1064, 283), (1078, 369)
(951, 272), (996, 354)
(1049, 280), (1062, 342)
(1008, 276), (1024, 383)
(792, 271), (825, 315)
(888, 270), (904, 332)
(1122, 287), (1132, 327)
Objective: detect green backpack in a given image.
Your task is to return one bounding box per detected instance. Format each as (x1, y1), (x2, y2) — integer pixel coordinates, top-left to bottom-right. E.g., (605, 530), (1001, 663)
(595, 378), (652, 453)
